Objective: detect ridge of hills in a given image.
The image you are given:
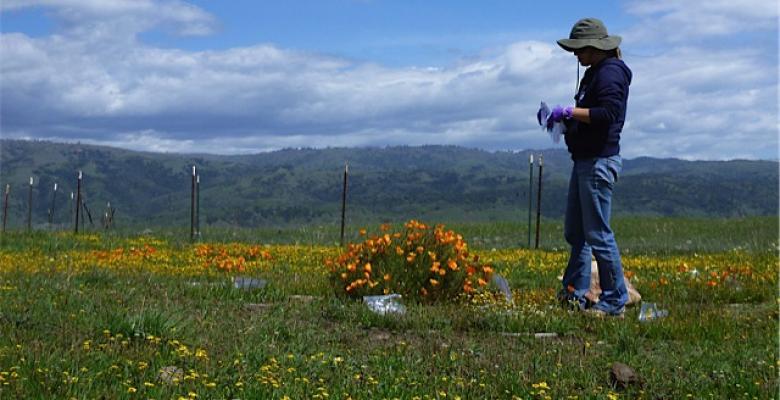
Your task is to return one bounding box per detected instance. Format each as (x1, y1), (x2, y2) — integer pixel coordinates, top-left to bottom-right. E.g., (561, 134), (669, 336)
(0, 139), (777, 228)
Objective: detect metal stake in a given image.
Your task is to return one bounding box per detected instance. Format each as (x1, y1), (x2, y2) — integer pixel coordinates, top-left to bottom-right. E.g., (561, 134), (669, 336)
(75, 171), (82, 234)
(340, 162), (348, 247)
(83, 202), (94, 227)
(2, 184), (9, 233)
(190, 165), (196, 242)
(49, 183), (58, 226)
(196, 174), (200, 238)
(69, 192), (74, 229)
(27, 177), (33, 231)
(535, 154), (543, 249)
(528, 154), (534, 248)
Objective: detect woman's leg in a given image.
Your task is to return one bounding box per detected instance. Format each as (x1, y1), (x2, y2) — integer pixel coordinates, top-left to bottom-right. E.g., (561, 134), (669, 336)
(578, 156), (628, 314)
(562, 162), (593, 307)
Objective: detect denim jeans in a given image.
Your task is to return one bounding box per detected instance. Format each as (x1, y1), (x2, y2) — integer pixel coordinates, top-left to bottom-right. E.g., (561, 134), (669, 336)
(562, 155), (628, 314)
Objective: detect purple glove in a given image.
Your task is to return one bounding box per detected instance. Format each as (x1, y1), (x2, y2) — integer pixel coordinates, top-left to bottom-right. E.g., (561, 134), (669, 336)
(546, 105), (573, 129)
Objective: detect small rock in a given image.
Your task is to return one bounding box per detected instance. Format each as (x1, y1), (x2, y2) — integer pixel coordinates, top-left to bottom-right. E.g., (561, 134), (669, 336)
(498, 332), (558, 339)
(369, 329), (391, 341)
(610, 362), (643, 389)
(232, 276), (267, 290)
(158, 366), (183, 384)
(289, 295), (317, 302)
(244, 303), (273, 312)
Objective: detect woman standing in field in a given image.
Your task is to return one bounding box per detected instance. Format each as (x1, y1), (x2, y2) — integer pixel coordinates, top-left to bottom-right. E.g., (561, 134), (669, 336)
(547, 18), (631, 317)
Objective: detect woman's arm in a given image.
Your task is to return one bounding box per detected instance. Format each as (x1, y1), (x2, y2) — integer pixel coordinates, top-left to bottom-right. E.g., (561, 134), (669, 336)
(571, 107), (591, 124)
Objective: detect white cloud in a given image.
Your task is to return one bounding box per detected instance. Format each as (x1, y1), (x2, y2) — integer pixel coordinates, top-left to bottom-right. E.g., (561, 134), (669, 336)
(623, 0), (778, 43)
(0, 0), (777, 160)
(1, 0), (217, 37)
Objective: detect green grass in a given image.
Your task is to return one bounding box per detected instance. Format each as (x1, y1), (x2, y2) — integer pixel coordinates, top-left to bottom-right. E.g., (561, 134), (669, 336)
(0, 217), (777, 399)
(24, 215), (778, 252)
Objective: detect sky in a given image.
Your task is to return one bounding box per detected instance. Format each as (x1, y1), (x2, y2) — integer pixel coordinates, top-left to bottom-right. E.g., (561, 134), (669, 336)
(0, 0), (778, 160)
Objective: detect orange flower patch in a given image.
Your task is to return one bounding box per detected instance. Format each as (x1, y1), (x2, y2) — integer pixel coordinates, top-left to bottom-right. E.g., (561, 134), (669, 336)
(326, 220), (493, 302)
(194, 243), (272, 273)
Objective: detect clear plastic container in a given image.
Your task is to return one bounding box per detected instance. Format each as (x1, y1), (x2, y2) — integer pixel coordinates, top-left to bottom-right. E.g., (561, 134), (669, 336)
(363, 294), (406, 316)
(638, 302), (668, 321)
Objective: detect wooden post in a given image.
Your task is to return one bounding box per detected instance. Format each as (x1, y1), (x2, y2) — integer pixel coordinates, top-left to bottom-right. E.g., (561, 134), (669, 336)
(190, 165), (196, 242)
(339, 162), (348, 247)
(535, 154), (543, 249)
(2, 184), (9, 233)
(27, 177), (33, 231)
(527, 154), (534, 248)
(75, 171), (82, 234)
(48, 182), (58, 226)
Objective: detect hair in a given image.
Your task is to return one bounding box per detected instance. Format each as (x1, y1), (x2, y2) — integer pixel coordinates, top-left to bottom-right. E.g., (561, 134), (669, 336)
(579, 46), (622, 60)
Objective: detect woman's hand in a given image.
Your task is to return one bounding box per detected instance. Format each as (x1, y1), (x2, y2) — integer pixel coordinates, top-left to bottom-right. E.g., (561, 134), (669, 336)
(547, 105), (573, 129)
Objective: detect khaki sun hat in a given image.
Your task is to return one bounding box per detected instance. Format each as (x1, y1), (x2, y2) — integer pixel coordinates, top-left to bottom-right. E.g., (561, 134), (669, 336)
(557, 18), (621, 52)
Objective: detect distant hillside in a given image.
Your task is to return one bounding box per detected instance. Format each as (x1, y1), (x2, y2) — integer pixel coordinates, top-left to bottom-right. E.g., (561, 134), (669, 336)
(0, 139), (777, 228)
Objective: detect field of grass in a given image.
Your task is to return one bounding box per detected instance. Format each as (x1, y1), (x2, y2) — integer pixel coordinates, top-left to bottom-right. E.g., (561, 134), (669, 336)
(0, 216), (777, 399)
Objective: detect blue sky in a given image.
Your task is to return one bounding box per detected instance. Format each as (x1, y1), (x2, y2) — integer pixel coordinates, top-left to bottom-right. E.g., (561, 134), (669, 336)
(2, 1), (633, 66)
(1, 0), (777, 160)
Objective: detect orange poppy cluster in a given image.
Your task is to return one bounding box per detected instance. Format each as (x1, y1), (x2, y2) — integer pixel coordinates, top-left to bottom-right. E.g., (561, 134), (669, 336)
(326, 220), (493, 301)
(90, 244), (158, 264)
(194, 243), (272, 272)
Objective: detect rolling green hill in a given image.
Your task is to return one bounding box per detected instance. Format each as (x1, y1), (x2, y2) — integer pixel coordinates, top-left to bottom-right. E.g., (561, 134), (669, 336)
(0, 139), (777, 229)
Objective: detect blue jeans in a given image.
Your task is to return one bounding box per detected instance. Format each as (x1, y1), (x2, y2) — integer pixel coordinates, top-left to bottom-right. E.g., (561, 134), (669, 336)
(562, 156), (628, 314)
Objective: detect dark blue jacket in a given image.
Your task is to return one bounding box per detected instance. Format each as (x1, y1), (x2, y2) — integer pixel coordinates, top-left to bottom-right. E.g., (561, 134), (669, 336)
(564, 57), (632, 159)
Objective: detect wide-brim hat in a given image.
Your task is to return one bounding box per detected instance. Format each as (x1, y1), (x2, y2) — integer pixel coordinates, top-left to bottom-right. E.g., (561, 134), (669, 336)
(557, 18), (621, 52)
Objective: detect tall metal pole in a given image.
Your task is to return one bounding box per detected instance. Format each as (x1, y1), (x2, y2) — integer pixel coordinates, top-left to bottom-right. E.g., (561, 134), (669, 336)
(196, 174), (200, 238)
(190, 165), (196, 242)
(49, 183), (58, 226)
(339, 162), (348, 247)
(527, 154), (534, 248)
(75, 171), (82, 234)
(535, 154), (543, 249)
(2, 184), (9, 233)
(27, 177), (33, 231)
